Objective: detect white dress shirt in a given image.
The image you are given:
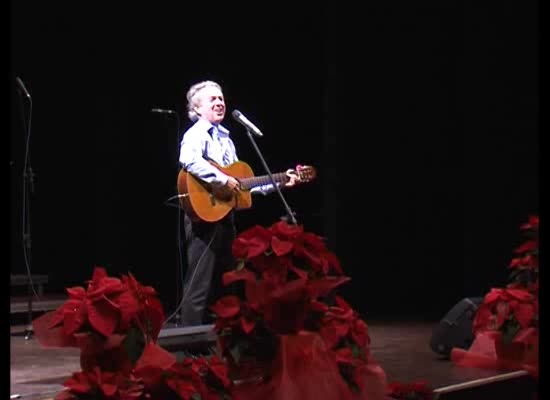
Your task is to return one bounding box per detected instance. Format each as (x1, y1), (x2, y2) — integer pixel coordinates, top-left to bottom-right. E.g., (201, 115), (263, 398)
(179, 118), (277, 194)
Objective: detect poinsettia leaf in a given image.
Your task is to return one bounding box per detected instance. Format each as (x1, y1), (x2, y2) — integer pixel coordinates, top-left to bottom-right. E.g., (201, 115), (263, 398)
(223, 269), (255, 287)
(210, 296), (241, 319)
(100, 383), (117, 397)
(86, 297), (120, 337)
(514, 303), (535, 328)
(135, 342), (177, 370)
(116, 290), (141, 327)
(63, 301), (88, 335)
(508, 268), (523, 280)
(236, 260), (245, 271)
(271, 235), (293, 256)
(351, 342), (361, 358)
(229, 343), (241, 365)
(123, 325), (146, 365)
(501, 319), (521, 344)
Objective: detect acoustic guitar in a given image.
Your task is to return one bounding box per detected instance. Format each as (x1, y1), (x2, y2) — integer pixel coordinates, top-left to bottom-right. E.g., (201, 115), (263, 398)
(177, 161), (316, 222)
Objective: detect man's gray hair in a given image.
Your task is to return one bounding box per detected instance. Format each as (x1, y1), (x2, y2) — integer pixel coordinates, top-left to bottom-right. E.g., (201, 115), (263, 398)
(186, 80), (223, 122)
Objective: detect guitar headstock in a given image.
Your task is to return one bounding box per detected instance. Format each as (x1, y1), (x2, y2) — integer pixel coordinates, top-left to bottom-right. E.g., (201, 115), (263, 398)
(295, 165), (317, 183)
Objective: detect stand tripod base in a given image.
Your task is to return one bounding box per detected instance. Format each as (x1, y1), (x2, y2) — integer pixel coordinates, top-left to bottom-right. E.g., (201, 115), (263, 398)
(11, 325), (33, 340)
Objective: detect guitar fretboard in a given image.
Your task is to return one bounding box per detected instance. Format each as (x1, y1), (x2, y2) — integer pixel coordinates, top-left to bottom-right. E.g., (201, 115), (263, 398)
(241, 172), (289, 190)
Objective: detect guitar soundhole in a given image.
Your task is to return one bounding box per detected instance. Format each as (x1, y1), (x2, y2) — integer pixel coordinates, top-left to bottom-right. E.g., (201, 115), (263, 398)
(211, 187), (234, 202)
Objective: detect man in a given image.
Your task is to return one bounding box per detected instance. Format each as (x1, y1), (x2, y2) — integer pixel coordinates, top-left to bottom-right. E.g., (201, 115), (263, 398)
(178, 80), (300, 326)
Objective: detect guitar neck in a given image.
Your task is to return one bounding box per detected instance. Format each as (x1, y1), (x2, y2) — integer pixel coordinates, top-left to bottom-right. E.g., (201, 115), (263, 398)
(240, 172), (288, 190)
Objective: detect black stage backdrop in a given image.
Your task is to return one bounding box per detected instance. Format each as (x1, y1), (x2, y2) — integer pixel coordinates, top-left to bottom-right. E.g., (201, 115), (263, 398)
(10, 1), (538, 320)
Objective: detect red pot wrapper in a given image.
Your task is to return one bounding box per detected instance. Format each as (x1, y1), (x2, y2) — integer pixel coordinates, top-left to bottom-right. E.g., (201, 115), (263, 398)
(451, 330), (538, 378)
(233, 331), (387, 400)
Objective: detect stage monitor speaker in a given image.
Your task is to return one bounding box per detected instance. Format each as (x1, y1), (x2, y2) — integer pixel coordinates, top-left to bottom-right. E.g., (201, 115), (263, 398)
(430, 297), (484, 358)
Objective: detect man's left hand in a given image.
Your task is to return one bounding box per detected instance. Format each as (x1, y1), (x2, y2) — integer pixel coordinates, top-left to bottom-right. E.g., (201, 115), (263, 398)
(284, 169), (301, 187)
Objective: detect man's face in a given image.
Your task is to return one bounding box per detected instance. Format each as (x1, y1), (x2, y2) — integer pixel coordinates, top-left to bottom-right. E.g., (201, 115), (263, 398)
(194, 86), (225, 124)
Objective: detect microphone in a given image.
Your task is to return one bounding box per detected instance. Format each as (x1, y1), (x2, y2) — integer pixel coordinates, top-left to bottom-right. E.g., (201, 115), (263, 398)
(151, 108), (176, 114)
(232, 110), (263, 137)
(15, 77), (31, 99)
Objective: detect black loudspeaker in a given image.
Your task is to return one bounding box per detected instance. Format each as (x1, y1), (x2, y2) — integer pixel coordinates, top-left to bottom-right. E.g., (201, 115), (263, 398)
(430, 297), (484, 358)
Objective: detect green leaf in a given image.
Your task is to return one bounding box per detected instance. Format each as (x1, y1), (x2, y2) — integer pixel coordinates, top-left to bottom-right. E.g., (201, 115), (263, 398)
(123, 325), (146, 365)
(351, 343), (361, 358)
(501, 318), (521, 344)
(191, 393), (202, 400)
(229, 343), (242, 365)
(508, 268), (522, 280)
(236, 260), (246, 271)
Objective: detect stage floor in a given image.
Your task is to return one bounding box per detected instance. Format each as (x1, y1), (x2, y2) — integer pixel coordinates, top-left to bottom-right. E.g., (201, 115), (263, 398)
(9, 319), (532, 400)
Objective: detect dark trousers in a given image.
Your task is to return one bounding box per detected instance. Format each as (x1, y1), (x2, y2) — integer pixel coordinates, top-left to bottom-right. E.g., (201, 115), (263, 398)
(179, 212), (236, 326)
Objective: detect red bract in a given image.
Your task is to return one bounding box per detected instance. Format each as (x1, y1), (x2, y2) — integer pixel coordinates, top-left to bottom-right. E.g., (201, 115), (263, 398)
(307, 276), (351, 299)
(351, 318), (370, 349)
(205, 355), (232, 389)
(514, 240), (538, 254)
(473, 288), (537, 334)
(271, 235), (294, 256)
(135, 342), (177, 372)
(115, 374), (145, 400)
(320, 298), (370, 358)
(56, 367), (121, 399)
(269, 220), (305, 240)
(223, 268), (256, 287)
(508, 254), (537, 269)
(46, 266), (125, 338)
(520, 215), (539, 230)
(48, 286), (88, 335)
(131, 344), (180, 399)
(168, 356), (233, 400)
(293, 239), (342, 276)
(248, 252), (293, 273)
(211, 295), (260, 336)
(118, 273), (165, 341)
(85, 267), (126, 337)
(232, 225), (274, 260)
(163, 360), (201, 400)
(211, 295), (242, 319)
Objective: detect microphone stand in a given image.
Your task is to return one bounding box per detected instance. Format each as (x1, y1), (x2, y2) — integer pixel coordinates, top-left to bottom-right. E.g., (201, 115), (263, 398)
(152, 109), (183, 327)
(16, 81), (36, 340)
(243, 128), (298, 225)
(172, 113), (183, 327)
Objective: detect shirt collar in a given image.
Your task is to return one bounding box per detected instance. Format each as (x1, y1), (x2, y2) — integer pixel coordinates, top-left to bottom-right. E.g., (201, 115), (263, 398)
(195, 118), (230, 137)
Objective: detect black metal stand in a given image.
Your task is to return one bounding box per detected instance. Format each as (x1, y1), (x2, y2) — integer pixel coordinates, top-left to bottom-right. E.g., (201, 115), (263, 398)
(243, 128), (298, 225)
(153, 109), (183, 327)
(15, 78), (36, 340)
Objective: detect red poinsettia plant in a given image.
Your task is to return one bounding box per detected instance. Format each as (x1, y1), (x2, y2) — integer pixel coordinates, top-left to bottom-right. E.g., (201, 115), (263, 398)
(472, 216), (539, 345)
(507, 215), (539, 293)
(386, 380), (434, 400)
(33, 266), (234, 400)
(211, 220), (371, 393)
